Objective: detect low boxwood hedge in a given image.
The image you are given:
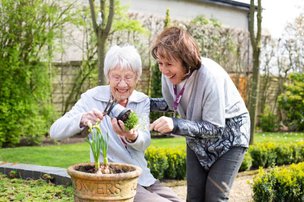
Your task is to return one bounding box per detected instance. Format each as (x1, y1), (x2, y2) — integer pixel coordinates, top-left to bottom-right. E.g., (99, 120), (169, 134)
(145, 142), (304, 180)
(252, 162), (304, 201)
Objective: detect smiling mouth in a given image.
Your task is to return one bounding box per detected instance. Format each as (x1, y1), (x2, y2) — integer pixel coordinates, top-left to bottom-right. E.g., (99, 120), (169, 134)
(116, 88), (128, 93)
(166, 74), (175, 79)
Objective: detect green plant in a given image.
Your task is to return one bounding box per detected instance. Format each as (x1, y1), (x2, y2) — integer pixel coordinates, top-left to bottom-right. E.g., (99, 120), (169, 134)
(259, 106), (278, 132)
(0, 0), (74, 147)
(278, 73), (304, 131)
(253, 162), (304, 201)
(0, 173), (73, 201)
(239, 152), (252, 172)
(124, 111), (139, 131)
(86, 122), (109, 174)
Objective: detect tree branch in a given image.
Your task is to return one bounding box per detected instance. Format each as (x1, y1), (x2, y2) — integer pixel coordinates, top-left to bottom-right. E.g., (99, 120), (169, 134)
(89, 0), (98, 35)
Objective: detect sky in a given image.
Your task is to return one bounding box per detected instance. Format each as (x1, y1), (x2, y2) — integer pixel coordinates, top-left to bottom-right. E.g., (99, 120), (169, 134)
(239, 0), (304, 38)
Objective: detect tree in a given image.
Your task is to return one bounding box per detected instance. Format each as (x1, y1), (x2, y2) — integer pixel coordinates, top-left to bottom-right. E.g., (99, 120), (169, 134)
(278, 73), (304, 131)
(0, 0), (73, 147)
(88, 0), (114, 85)
(248, 0), (262, 144)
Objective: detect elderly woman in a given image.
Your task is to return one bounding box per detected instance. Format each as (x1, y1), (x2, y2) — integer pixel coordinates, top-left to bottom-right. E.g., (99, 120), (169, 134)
(50, 45), (181, 202)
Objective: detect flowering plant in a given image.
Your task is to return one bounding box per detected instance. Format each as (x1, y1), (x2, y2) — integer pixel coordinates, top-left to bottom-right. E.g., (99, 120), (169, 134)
(86, 121), (110, 174)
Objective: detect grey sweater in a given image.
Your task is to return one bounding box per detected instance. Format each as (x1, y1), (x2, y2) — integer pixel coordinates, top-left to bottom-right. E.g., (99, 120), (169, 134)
(162, 57), (250, 169)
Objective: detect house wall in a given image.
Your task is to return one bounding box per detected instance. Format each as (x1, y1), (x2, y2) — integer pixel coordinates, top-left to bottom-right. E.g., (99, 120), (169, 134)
(121, 0), (249, 31)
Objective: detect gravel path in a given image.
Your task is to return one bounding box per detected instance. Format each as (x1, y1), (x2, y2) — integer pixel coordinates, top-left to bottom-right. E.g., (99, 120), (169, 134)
(162, 171), (255, 202)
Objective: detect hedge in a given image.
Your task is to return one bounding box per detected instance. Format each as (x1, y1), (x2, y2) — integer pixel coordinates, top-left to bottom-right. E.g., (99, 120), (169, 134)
(252, 162), (304, 201)
(145, 142), (304, 180)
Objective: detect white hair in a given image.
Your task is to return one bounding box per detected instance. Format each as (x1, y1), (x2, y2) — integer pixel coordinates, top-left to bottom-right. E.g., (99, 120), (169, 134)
(104, 45), (142, 81)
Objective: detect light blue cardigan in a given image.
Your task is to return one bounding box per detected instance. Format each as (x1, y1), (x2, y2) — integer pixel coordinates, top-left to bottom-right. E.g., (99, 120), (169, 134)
(50, 85), (156, 186)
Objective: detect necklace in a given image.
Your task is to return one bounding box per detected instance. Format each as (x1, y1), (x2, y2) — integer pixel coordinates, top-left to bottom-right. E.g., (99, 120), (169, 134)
(173, 79), (188, 117)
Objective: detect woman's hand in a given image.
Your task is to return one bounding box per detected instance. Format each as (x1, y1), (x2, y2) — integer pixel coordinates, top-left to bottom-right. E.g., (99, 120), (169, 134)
(80, 108), (104, 127)
(150, 116), (174, 134)
(111, 118), (138, 142)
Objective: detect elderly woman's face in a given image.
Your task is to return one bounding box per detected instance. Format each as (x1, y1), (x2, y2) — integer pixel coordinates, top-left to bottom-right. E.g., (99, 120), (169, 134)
(108, 67), (137, 102)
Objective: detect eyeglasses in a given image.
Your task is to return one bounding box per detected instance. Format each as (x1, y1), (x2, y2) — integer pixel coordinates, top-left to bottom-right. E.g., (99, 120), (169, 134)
(109, 74), (136, 83)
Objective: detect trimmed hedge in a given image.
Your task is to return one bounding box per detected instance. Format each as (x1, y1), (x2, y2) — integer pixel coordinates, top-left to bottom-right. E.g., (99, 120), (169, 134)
(145, 142), (304, 180)
(145, 146), (186, 180)
(253, 162), (304, 201)
(249, 142), (304, 169)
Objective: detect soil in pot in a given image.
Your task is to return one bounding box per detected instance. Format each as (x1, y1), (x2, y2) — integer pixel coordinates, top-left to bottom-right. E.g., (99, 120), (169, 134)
(76, 164), (134, 175)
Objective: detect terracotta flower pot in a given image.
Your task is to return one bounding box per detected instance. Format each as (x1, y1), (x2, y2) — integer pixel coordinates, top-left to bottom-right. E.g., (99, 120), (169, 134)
(67, 162), (142, 202)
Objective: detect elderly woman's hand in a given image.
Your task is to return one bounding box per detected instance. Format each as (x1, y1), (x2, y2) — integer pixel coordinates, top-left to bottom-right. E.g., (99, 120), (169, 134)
(111, 118), (138, 142)
(150, 116), (174, 134)
(80, 108), (104, 128)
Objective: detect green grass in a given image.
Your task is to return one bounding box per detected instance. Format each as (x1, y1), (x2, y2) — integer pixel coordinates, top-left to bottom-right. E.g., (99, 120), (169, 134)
(0, 143), (89, 168)
(0, 133), (303, 168)
(151, 136), (186, 148)
(254, 132), (304, 143)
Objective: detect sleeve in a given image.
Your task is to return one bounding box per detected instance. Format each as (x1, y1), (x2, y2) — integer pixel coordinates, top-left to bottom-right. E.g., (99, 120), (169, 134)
(171, 118), (224, 139)
(49, 94), (88, 140)
(150, 98), (172, 112)
(126, 98), (151, 151)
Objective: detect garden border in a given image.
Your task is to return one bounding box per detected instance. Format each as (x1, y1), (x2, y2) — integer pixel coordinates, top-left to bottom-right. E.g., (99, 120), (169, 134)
(0, 161), (71, 186)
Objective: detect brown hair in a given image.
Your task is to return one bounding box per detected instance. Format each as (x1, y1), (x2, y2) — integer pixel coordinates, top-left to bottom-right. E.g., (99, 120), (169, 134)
(151, 26), (201, 73)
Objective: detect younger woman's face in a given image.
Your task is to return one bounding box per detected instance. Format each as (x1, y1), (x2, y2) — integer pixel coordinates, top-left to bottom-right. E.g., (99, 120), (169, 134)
(157, 57), (187, 85)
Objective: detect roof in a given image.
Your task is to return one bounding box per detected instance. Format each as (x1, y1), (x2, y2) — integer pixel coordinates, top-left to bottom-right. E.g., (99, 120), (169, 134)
(196, 0), (251, 11)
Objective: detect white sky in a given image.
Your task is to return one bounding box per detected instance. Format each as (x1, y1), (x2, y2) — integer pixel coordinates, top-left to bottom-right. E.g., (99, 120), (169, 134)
(239, 0), (304, 38)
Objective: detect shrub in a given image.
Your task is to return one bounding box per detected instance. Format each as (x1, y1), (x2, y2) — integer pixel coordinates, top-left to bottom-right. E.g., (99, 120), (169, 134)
(259, 106), (278, 132)
(0, 0), (73, 147)
(145, 147), (169, 179)
(144, 142), (304, 180)
(249, 143), (277, 169)
(278, 73), (304, 131)
(239, 151), (252, 171)
(253, 162), (304, 201)
(164, 147), (186, 180)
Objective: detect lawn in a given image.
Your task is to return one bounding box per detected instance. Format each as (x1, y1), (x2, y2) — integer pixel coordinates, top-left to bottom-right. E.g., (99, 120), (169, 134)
(254, 132), (304, 143)
(0, 132), (303, 168)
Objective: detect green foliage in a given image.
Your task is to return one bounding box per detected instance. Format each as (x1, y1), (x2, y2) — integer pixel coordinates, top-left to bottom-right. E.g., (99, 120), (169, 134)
(278, 73), (304, 131)
(239, 152), (252, 172)
(191, 15), (222, 27)
(145, 146), (169, 179)
(164, 9), (171, 28)
(1, 135), (304, 180)
(188, 15), (237, 70)
(150, 62), (166, 122)
(253, 162), (304, 202)
(249, 143), (277, 169)
(86, 122), (109, 169)
(124, 111), (139, 131)
(259, 106), (278, 132)
(164, 147), (186, 179)
(0, 0), (75, 147)
(249, 142), (304, 169)
(0, 173), (73, 201)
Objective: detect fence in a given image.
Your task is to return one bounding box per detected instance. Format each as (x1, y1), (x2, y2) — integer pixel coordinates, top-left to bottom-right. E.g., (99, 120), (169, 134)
(52, 61), (280, 118)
